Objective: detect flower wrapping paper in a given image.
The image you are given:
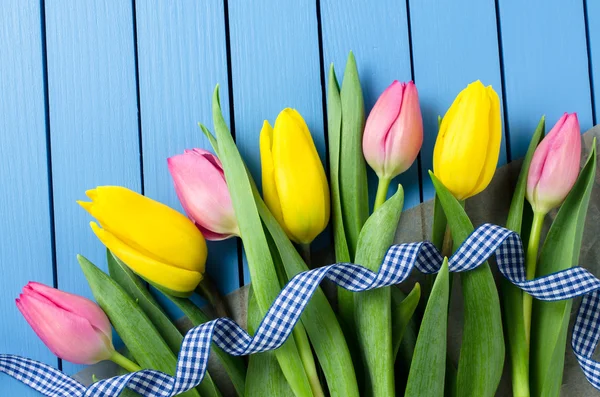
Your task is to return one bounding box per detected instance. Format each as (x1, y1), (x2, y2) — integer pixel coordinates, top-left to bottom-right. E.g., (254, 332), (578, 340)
(74, 126), (600, 397)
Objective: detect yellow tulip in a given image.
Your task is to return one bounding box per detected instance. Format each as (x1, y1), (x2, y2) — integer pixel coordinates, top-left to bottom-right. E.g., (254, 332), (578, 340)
(433, 80), (502, 200)
(260, 108), (330, 245)
(78, 186), (207, 296)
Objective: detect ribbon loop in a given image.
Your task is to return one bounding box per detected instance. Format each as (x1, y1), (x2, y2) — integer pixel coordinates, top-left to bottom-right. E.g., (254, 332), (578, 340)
(2, 223), (600, 396)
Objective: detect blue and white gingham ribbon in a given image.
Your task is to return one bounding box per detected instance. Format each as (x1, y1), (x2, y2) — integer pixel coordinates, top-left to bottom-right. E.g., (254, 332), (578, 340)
(3, 223), (600, 396)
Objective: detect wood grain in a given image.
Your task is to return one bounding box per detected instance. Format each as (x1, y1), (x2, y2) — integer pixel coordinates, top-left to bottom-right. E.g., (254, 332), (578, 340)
(409, 0), (507, 200)
(0, 1), (57, 396)
(227, 0), (326, 282)
(585, 0), (599, 124)
(498, 0), (593, 158)
(44, 0), (141, 374)
(134, 0), (240, 308)
(1, 2), (599, 394)
(320, 0), (421, 209)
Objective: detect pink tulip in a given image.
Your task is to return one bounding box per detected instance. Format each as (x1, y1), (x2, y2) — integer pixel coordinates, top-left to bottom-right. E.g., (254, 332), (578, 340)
(363, 81), (423, 180)
(526, 113), (582, 214)
(168, 148), (239, 240)
(16, 282), (114, 365)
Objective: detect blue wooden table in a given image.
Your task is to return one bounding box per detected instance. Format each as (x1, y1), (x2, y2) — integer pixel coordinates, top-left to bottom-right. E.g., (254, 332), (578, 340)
(1, 1), (598, 395)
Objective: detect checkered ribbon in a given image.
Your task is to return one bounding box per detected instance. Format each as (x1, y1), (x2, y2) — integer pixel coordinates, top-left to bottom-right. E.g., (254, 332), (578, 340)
(3, 223), (600, 396)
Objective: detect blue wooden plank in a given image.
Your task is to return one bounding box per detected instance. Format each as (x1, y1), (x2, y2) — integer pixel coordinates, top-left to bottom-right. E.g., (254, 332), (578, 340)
(228, 0), (326, 282)
(498, 0), (593, 158)
(409, 0), (507, 200)
(44, 0), (141, 374)
(134, 1), (239, 299)
(584, 0), (600, 123)
(0, 1), (57, 395)
(587, 0), (600, 124)
(319, 0), (421, 209)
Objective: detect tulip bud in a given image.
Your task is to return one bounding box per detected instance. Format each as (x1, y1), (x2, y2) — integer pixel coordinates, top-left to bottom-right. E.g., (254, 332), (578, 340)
(168, 148), (239, 240)
(433, 80), (502, 200)
(260, 108), (330, 244)
(16, 282), (114, 365)
(526, 113), (581, 214)
(363, 81), (423, 180)
(78, 186), (207, 296)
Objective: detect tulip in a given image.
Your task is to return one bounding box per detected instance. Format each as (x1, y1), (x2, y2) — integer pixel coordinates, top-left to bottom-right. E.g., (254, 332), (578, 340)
(433, 80), (502, 200)
(522, 113), (582, 343)
(78, 186), (207, 296)
(168, 148), (239, 240)
(16, 282), (114, 365)
(260, 108), (330, 248)
(363, 81), (423, 209)
(17, 282), (141, 372)
(526, 113), (581, 215)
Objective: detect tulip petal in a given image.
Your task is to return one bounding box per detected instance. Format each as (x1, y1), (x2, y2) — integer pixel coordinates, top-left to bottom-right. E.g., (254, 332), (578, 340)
(384, 82), (423, 177)
(434, 81), (492, 200)
(526, 120), (555, 204)
(195, 224), (235, 241)
(433, 87), (466, 176)
(168, 150), (239, 240)
(468, 85), (502, 197)
(25, 282), (112, 340)
(90, 222), (203, 294)
(363, 81), (404, 176)
(272, 109), (330, 244)
(260, 120), (293, 238)
(529, 113), (581, 213)
(78, 186), (206, 273)
(17, 294), (114, 365)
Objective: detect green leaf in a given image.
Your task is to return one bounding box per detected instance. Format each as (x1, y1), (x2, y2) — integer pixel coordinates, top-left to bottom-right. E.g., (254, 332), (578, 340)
(392, 283), (421, 358)
(431, 113), (448, 252)
(327, 64), (351, 264)
(354, 185), (404, 396)
(251, 183), (359, 396)
(531, 140), (597, 397)
(78, 255), (199, 397)
(199, 123), (220, 155)
(245, 287), (295, 397)
(393, 283), (457, 397)
(210, 86), (312, 396)
(339, 51), (369, 260)
(420, 192), (448, 317)
(107, 251), (183, 353)
(265, 230), (324, 397)
(430, 172), (504, 397)
(536, 302), (572, 397)
(207, 90), (357, 396)
(162, 294), (247, 397)
(391, 287), (418, 392)
(107, 251), (222, 397)
(505, 117), (545, 233)
(328, 63), (358, 369)
(501, 116), (544, 397)
(405, 259), (449, 397)
(423, 117), (449, 315)
(431, 194), (448, 251)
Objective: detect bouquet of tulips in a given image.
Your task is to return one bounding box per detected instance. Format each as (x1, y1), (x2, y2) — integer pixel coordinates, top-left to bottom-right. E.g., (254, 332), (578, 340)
(11, 52), (597, 397)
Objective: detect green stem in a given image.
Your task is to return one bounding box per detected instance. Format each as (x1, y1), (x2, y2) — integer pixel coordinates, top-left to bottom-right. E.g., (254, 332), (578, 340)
(110, 351), (142, 373)
(441, 225), (454, 258)
(299, 243), (312, 268)
(523, 211), (545, 344)
(196, 274), (230, 319)
(292, 323), (325, 397)
(513, 375), (531, 397)
(374, 176), (391, 211)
